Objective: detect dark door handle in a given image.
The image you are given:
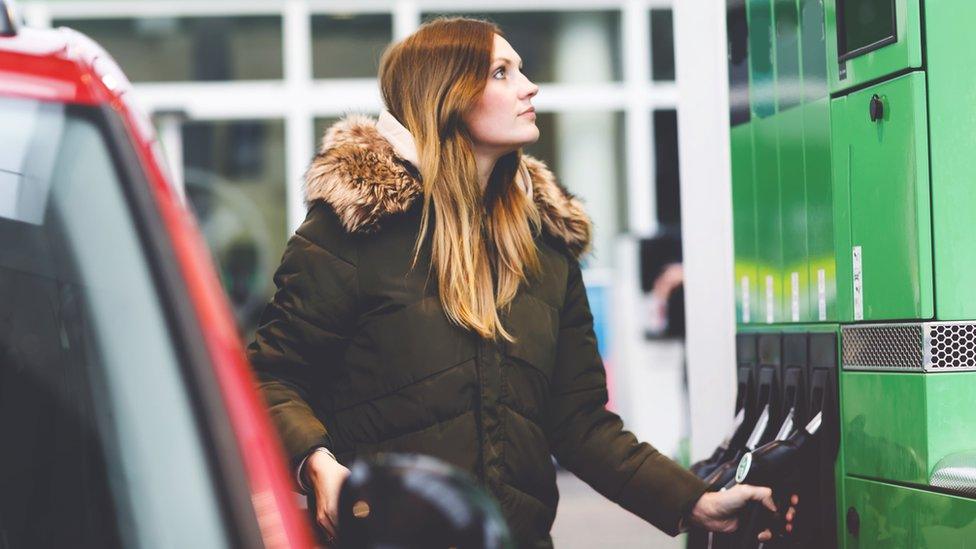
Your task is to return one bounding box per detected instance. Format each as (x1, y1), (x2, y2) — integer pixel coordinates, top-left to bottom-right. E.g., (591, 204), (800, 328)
(847, 506), (860, 537)
(870, 94), (884, 121)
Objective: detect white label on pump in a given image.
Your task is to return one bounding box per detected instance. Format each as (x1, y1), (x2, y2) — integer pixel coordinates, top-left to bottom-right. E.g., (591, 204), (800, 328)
(853, 246), (864, 321)
(791, 272), (800, 322)
(741, 276), (751, 324)
(735, 452), (753, 484)
(817, 269), (827, 321)
(765, 275), (775, 324)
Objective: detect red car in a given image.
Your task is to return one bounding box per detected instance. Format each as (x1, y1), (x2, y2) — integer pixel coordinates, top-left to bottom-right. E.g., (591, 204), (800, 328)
(0, 5), (314, 548)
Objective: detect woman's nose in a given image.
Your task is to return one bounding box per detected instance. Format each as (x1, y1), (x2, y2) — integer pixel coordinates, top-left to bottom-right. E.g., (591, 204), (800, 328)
(523, 80), (539, 99)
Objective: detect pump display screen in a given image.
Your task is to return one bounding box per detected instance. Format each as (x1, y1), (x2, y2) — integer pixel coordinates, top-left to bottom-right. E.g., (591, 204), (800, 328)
(837, 0), (896, 61)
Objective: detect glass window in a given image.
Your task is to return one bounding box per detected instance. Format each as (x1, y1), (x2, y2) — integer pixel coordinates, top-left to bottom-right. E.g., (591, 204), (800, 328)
(524, 111), (626, 268)
(53, 16), (283, 82)
(182, 119), (287, 337)
(312, 13), (392, 79)
(650, 9), (676, 81)
(421, 11), (622, 83)
(653, 109), (681, 228)
(0, 96), (227, 548)
(837, 0), (896, 61)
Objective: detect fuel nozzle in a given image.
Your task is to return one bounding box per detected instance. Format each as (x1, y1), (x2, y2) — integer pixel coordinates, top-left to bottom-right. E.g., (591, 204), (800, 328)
(734, 411), (821, 487)
(691, 408), (746, 479)
(687, 406), (774, 549)
(700, 404), (771, 491)
(731, 412), (823, 548)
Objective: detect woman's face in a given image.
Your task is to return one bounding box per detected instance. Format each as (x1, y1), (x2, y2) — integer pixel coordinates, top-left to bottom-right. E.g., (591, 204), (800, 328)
(464, 34), (540, 156)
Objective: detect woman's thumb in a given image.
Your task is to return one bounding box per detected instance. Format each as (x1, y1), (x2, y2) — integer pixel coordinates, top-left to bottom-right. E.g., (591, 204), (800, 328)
(741, 484), (776, 513)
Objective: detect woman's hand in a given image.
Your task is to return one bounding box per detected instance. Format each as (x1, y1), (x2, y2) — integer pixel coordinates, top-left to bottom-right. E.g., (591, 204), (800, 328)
(688, 485), (798, 541)
(305, 450), (351, 544)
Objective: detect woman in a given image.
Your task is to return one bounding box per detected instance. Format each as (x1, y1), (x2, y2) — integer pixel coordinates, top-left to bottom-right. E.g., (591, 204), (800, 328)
(248, 17), (794, 547)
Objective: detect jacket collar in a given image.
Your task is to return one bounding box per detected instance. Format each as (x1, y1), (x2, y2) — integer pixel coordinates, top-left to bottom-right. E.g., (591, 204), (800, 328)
(305, 113), (592, 259)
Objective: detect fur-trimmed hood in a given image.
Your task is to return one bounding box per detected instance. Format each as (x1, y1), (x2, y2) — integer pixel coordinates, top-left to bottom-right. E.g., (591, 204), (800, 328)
(304, 114), (592, 258)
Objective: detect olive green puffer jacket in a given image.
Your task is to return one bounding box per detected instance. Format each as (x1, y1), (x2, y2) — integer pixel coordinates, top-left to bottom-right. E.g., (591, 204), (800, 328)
(247, 115), (707, 547)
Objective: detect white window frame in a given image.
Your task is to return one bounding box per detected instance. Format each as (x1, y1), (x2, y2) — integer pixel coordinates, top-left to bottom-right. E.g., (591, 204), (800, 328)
(25, 0), (678, 239)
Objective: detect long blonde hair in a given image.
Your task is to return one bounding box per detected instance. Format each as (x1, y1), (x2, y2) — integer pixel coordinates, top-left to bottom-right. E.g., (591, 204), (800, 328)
(379, 17), (541, 342)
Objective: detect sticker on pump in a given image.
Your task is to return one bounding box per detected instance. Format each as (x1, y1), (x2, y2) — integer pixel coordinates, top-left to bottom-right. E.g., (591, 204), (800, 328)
(742, 276), (751, 323)
(818, 269), (827, 321)
(791, 272), (800, 322)
(735, 452), (753, 484)
(853, 246), (863, 321)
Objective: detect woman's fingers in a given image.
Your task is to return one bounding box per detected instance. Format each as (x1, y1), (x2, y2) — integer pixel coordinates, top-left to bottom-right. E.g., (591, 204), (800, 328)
(758, 529), (772, 541)
(307, 455), (351, 545)
(786, 507), (795, 522)
(316, 506), (338, 541)
(734, 484), (775, 511)
(791, 494), (800, 506)
(755, 487), (777, 514)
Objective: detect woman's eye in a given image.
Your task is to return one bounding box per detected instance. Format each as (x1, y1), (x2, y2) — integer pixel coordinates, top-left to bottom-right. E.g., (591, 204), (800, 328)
(492, 67), (506, 79)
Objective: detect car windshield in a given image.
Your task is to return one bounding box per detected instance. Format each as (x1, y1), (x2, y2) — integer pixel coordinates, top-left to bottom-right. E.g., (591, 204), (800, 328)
(0, 96), (229, 548)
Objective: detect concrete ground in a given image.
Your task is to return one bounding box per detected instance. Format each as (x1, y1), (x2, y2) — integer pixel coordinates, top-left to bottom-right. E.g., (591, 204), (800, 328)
(551, 471), (686, 549)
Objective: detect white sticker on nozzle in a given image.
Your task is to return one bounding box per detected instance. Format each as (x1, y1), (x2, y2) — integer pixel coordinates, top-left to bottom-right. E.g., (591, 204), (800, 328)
(735, 452), (753, 483)
(853, 246), (864, 321)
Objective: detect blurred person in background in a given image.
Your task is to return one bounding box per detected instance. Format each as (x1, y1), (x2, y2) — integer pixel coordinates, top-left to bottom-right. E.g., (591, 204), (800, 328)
(247, 16), (794, 548)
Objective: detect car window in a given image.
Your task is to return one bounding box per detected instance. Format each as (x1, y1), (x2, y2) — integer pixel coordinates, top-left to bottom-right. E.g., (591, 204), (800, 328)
(0, 96), (229, 549)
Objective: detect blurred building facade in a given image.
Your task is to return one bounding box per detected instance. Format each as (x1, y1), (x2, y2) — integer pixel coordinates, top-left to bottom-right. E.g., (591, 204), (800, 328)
(22, 0), (693, 545)
(24, 0), (681, 336)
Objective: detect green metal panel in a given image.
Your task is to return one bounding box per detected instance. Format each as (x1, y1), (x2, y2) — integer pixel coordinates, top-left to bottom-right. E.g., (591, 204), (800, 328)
(926, 1), (976, 320)
(843, 477), (976, 549)
(829, 97), (854, 322)
(747, 0), (783, 323)
(824, 0), (923, 93)
(829, 72), (932, 321)
(841, 372), (928, 484)
(922, 373), (976, 481)
(800, 0), (837, 323)
(804, 101), (835, 321)
(779, 108), (809, 323)
(775, 0), (809, 323)
(753, 117), (783, 324)
(732, 123), (759, 326)
(841, 371), (976, 485)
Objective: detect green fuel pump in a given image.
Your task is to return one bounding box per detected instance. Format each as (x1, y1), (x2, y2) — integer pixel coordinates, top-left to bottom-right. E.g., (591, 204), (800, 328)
(724, 0), (976, 546)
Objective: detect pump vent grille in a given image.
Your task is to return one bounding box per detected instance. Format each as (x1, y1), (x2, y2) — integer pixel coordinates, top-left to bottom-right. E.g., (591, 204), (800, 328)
(843, 322), (976, 372)
(926, 323), (976, 371)
(842, 324), (923, 371)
